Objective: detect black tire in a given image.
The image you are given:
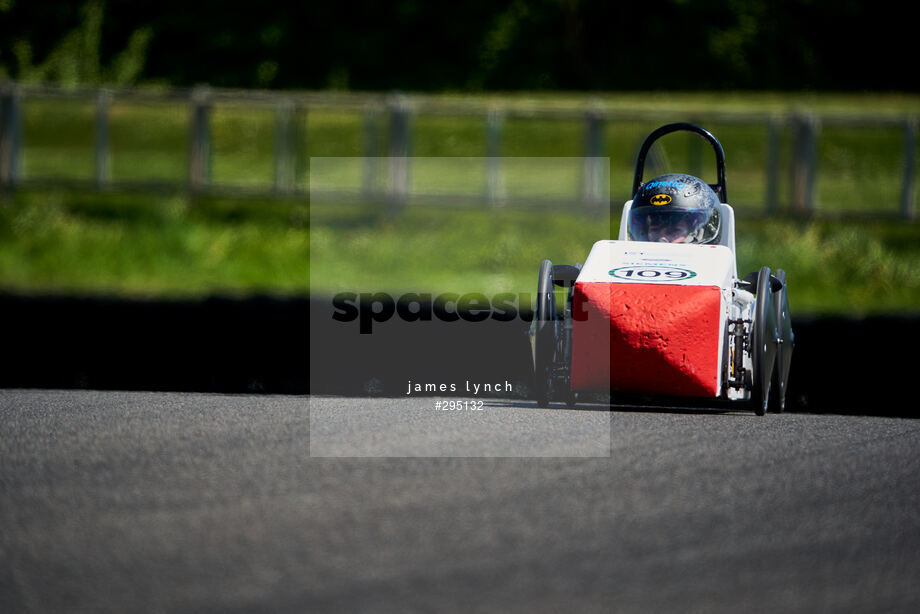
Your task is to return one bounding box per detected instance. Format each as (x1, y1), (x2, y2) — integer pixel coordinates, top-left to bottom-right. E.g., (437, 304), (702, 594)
(563, 281), (578, 408)
(750, 266), (778, 416)
(564, 389), (577, 408)
(770, 269), (794, 413)
(532, 260), (557, 408)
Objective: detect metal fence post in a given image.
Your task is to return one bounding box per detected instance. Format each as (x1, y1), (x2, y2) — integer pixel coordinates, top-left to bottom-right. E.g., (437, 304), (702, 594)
(94, 89), (111, 189)
(293, 104), (307, 192)
(901, 117), (917, 220)
(790, 113), (819, 215)
(765, 116), (782, 214)
(0, 82), (22, 195)
(362, 106), (380, 198)
(188, 85), (212, 195)
(582, 107), (605, 210)
(274, 98), (295, 194)
(387, 94), (410, 209)
(485, 109), (504, 206)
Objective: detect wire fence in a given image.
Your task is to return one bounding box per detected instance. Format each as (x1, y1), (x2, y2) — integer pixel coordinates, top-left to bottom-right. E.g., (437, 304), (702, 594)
(0, 82), (916, 219)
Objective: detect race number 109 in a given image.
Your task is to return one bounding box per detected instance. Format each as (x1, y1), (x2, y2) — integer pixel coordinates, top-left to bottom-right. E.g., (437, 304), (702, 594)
(608, 266), (697, 282)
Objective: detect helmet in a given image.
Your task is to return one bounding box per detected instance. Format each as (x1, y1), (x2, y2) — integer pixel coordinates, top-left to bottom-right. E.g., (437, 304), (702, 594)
(627, 173), (722, 244)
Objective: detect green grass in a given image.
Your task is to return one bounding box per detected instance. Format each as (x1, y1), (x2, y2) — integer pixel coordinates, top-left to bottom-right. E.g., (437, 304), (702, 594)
(734, 219), (920, 313)
(0, 191), (309, 298)
(2, 190), (918, 315)
(309, 204), (920, 315)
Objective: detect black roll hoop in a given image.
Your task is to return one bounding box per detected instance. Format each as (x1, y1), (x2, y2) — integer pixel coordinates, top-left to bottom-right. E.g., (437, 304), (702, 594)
(632, 122), (728, 202)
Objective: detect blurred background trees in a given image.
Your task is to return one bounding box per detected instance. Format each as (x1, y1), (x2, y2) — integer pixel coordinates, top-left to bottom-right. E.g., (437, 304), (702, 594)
(0, 0), (916, 91)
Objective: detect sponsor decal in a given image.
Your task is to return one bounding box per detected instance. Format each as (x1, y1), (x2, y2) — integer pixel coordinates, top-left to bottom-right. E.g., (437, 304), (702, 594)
(650, 193), (671, 206)
(644, 180), (685, 191)
(609, 266), (697, 282)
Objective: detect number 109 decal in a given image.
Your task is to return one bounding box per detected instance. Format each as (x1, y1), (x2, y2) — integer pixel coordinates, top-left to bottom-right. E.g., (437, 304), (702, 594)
(609, 266), (697, 281)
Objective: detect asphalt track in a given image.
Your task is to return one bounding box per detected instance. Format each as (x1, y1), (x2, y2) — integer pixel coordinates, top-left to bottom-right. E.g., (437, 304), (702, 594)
(2, 390), (920, 613)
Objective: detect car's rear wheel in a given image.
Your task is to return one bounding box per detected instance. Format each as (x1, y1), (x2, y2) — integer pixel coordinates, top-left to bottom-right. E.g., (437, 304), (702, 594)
(751, 266), (778, 416)
(770, 269), (794, 413)
(532, 260), (557, 408)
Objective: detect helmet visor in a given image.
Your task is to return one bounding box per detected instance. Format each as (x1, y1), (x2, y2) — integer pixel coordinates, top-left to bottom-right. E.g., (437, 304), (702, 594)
(627, 208), (716, 244)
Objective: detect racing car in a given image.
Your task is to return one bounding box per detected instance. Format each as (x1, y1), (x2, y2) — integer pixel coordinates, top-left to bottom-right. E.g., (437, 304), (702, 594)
(530, 122), (793, 415)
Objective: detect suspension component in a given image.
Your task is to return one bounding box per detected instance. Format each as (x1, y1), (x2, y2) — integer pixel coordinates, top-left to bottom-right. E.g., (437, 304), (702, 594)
(727, 317), (750, 391)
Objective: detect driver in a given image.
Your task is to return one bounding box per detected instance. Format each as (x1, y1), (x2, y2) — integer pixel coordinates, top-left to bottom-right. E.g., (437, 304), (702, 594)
(627, 173), (722, 244)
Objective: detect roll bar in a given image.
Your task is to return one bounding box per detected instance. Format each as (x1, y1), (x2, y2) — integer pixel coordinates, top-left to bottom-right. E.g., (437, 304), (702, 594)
(632, 122), (727, 202)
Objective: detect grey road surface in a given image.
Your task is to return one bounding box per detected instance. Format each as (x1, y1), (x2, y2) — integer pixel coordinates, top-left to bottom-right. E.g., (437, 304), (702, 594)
(2, 389), (919, 613)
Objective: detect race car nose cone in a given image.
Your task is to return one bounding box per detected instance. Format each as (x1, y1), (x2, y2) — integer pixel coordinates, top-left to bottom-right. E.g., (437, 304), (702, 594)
(569, 241), (733, 398)
(572, 282), (722, 397)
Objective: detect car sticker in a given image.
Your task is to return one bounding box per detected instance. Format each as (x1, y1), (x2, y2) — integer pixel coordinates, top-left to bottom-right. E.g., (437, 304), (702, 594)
(608, 266), (697, 282)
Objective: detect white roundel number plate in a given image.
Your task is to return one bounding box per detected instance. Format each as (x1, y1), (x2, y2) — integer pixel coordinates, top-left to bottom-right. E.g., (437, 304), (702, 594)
(608, 266), (697, 282)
